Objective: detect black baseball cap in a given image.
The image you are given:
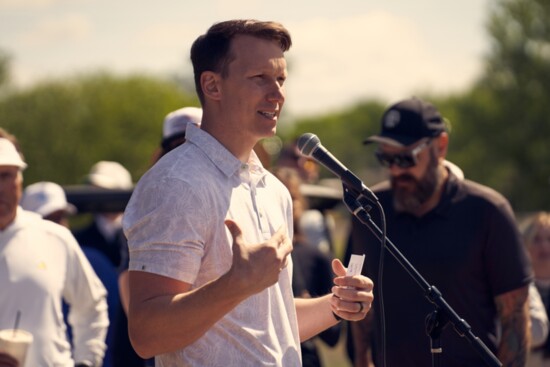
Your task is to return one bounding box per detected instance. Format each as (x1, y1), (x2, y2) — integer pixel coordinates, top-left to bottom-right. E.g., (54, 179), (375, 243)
(364, 97), (446, 147)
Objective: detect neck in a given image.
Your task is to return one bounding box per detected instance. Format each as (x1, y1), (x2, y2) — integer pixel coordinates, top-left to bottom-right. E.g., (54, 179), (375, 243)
(201, 122), (257, 163)
(0, 211), (16, 231)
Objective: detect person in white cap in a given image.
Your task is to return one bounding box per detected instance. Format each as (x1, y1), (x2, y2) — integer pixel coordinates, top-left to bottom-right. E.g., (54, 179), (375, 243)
(150, 106), (202, 164)
(0, 129), (109, 367)
(20, 181), (77, 228)
(72, 160), (146, 366)
(73, 160), (132, 268)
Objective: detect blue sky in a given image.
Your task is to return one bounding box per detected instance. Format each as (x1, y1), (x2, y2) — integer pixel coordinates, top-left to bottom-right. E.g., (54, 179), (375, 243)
(0, 0), (490, 117)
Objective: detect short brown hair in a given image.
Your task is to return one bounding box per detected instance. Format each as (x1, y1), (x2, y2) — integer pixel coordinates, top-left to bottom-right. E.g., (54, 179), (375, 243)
(190, 19), (292, 104)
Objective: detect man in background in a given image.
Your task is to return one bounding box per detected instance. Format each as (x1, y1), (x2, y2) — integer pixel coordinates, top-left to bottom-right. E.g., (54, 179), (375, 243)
(73, 160), (147, 366)
(0, 130), (108, 367)
(348, 97), (532, 366)
(73, 160), (133, 268)
(150, 106), (202, 164)
(20, 181), (77, 227)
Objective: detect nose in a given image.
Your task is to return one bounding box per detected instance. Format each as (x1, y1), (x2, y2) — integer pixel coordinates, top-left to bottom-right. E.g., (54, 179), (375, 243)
(267, 81), (285, 104)
(388, 163), (407, 175)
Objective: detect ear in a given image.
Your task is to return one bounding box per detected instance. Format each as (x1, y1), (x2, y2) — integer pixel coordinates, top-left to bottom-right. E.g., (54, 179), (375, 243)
(200, 71), (221, 101)
(436, 132), (449, 158)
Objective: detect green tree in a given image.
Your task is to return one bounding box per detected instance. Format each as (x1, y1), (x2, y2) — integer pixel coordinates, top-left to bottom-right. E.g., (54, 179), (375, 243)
(450, 0), (550, 211)
(0, 72), (198, 185)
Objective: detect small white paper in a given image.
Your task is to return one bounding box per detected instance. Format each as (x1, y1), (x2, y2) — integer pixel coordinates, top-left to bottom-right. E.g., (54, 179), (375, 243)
(346, 254), (365, 276)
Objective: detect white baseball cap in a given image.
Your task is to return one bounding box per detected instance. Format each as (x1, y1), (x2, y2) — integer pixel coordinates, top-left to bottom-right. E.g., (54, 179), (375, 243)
(0, 138), (27, 170)
(21, 181), (77, 218)
(162, 107), (202, 143)
(86, 161), (133, 190)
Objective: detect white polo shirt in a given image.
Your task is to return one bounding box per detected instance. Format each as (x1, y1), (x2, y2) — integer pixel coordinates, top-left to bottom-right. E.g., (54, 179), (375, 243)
(123, 125), (301, 366)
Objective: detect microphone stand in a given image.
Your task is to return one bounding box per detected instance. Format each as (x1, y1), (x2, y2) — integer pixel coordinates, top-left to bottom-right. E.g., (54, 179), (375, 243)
(342, 185), (502, 367)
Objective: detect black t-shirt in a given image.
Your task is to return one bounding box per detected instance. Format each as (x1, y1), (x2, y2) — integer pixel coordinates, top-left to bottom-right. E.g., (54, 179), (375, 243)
(350, 173), (532, 366)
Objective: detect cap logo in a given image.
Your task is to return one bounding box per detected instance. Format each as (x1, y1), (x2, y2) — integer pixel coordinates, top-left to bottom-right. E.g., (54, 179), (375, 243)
(37, 192), (47, 203)
(384, 110), (400, 129)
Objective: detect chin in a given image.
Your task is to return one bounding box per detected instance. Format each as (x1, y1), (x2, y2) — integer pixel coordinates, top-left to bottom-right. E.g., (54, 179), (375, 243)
(258, 124), (277, 138)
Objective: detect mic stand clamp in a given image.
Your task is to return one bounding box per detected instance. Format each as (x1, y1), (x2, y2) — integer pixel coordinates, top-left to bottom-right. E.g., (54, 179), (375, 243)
(342, 186), (502, 367)
(425, 297), (449, 367)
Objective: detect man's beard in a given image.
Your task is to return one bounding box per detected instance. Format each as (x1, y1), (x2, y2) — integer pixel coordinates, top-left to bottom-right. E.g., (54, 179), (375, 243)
(391, 151), (440, 214)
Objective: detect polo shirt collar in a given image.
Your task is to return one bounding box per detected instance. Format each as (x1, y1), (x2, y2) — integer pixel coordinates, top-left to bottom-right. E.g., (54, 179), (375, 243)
(433, 169), (462, 217)
(186, 124), (268, 185)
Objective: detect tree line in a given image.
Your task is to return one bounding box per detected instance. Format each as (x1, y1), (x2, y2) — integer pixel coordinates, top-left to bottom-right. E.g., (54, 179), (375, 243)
(0, 0), (548, 212)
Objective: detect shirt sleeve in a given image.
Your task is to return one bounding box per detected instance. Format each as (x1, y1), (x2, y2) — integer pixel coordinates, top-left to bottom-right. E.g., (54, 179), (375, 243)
(484, 197), (533, 295)
(123, 176), (210, 284)
(529, 283), (549, 347)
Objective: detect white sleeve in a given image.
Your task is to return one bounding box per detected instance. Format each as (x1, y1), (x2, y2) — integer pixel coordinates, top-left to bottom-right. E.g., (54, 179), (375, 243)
(529, 283), (549, 348)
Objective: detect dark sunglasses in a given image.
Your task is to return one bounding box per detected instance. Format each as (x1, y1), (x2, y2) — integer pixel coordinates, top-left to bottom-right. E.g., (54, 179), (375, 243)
(375, 139), (431, 169)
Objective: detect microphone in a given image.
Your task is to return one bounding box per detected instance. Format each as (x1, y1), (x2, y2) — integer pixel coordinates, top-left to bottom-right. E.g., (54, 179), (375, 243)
(297, 133), (378, 202)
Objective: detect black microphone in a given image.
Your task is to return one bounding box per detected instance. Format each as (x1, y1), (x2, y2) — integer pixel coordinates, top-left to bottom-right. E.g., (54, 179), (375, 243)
(297, 133), (378, 202)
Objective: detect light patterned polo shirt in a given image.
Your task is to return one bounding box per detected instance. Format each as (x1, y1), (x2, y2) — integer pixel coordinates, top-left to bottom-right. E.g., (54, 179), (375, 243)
(123, 124), (301, 366)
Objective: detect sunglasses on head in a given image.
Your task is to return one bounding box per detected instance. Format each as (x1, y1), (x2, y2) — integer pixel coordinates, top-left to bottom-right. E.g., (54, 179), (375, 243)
(375, 139), (432, 169)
